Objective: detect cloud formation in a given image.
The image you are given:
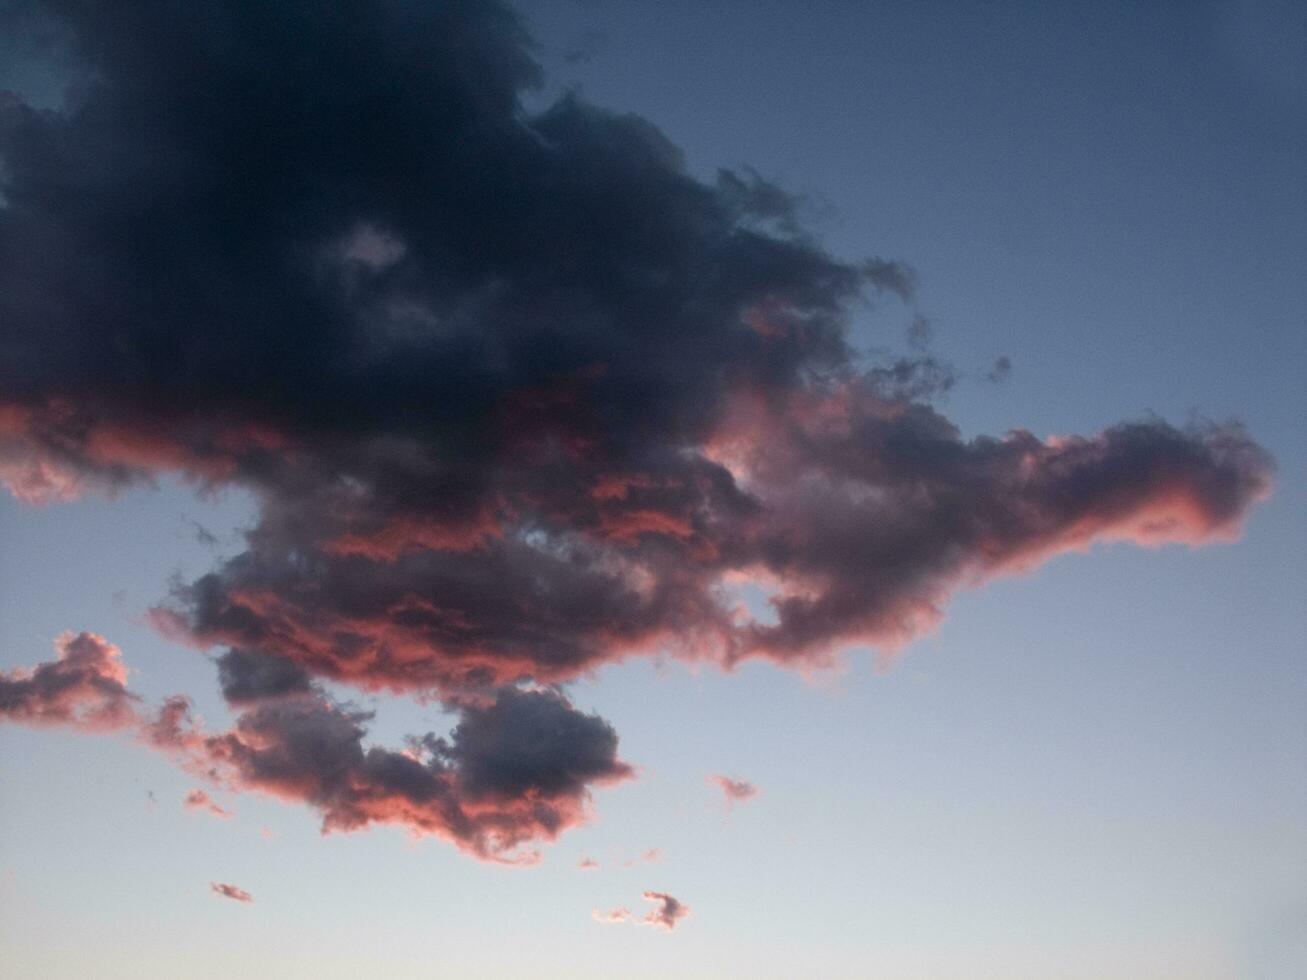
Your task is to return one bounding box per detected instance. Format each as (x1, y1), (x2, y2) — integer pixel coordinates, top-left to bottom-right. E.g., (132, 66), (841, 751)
(1, 638), (630, 862)
(641, 891), (691, 931)
(0, 0), (1275, 858)
(708, 774), (758, 807)
(621, 847), (661, 867)
(0, 632), (137, 730)
(183, 789), (232, 819)
(210, 882), (253, 904)
(183, 685), (630, 861)
(0, 0), (1273, 684)
(593, 891), (689, 930)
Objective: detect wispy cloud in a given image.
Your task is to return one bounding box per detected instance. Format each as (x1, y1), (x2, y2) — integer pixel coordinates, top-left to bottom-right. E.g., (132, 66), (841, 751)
(986, 356), (1013, 383)
(183, 789), (232, 819)
(708, 774), (758, 808)
(621, 847), (661, 868)
(210, 882), (253, 904)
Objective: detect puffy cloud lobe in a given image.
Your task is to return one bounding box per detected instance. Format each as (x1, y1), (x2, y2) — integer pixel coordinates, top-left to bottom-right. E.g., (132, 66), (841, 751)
(149, 685), (629, 861)
(708, 774), (757, 806)
(194, 686), (632, 860)
(439, 686), (631, 805)
(0, 632), (137, 730)
(210, 882), (253, 904)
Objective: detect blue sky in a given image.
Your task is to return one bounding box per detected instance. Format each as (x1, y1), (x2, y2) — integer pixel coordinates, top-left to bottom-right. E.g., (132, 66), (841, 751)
(2, 2), (1304, 977)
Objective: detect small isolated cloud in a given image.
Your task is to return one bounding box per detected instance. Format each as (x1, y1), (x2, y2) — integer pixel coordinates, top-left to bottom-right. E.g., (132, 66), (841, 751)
(577, 856), (599, 870)
(708, 774), (758, 807)
(987, 355), (1012, 383)
(641, 891), (690, 931)
(210, 882), (253, 904)
(593, 891), (690, 931)
(183, 788), (232, 819)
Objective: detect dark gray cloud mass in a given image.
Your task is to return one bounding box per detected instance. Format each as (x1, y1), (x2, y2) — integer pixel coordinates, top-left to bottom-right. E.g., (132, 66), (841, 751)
(0, 0), (1274, 858)
(216, 648), (313, 705)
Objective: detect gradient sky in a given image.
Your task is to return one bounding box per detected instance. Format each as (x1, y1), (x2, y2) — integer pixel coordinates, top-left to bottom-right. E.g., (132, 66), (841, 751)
(1, 2), (1304, 978)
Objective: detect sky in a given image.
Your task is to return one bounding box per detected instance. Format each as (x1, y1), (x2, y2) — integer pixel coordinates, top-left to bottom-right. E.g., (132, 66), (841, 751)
(0, 1), (1304, 977)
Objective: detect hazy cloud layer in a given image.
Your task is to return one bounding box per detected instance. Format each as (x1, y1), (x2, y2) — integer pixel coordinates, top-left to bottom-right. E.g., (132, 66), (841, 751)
(0, 0), (1274, 859)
